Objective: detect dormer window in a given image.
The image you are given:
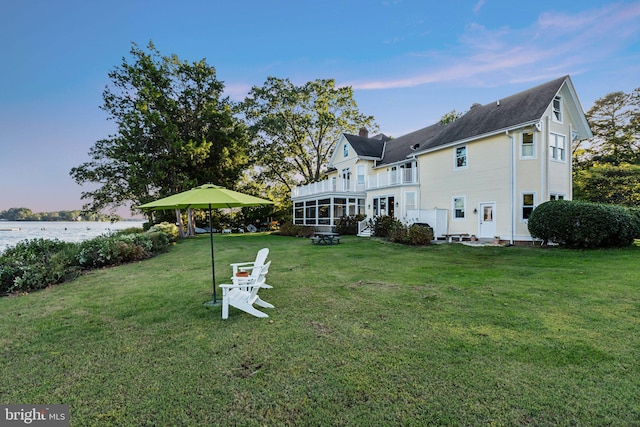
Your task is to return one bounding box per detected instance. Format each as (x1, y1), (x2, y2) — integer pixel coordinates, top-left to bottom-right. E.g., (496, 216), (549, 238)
(553, 96), (562, 122)
(343, 143), (349, 157)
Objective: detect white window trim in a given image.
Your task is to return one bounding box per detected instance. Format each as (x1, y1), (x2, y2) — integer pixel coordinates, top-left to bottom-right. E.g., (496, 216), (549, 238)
(549, 132), (567, 162)
(550, 193), (565, 201)
(454, 145), (468, 170)
(520, 131), (536, 159)
(452, 196), (466, 221)
(553, 95), (563, 123)
(404, 191), (417, 212)
(356, 164), (365, 185)
(521, 192), (537, 222)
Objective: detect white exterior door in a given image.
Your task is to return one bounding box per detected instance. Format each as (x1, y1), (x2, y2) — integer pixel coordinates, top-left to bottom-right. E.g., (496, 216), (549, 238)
(479, 203), (496, 238)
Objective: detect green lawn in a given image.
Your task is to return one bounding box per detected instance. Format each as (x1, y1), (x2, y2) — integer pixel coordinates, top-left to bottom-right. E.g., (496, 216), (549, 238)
(1, 234), (639, 426)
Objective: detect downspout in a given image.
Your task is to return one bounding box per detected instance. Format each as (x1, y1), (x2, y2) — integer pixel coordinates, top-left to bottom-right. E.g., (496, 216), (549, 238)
(507, 130), (515, 245)
(544, 116), (550, 201)
(569, 124), (574, 199)
(410, 154), (419, 216)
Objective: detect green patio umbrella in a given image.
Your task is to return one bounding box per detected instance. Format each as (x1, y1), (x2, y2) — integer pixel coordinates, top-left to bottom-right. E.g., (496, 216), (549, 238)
(137, 184), (273, 306)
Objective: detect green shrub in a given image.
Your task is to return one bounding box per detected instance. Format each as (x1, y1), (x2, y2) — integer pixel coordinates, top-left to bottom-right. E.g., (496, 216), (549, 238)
(528, 200), (640, 248)
(76, 237), (121, 268)
(75, 232), (164, 268)
(389, 223), (434, 245)
(408, 223), (435, 245)
(278, 222), (315, 237)
(148, 222), (179, 241)
(279, 222), (300, 236)
(145, 231), (172, 253)
(335, 215), (366, 235)
(372, 215), (403, 238)
(0, 239), (80, 295)
(0, 229), (174, 296)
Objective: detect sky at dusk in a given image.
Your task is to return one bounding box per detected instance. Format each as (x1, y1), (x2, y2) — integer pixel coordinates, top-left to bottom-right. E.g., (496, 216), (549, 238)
(1, 0), (639, 217)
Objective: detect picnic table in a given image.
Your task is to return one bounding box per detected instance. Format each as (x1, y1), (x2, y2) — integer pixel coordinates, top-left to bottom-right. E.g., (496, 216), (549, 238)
(311, 232), (341, 245)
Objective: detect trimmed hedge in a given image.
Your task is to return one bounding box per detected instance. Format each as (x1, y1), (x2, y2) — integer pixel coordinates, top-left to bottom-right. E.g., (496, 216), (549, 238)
(528, 200), (640, 248)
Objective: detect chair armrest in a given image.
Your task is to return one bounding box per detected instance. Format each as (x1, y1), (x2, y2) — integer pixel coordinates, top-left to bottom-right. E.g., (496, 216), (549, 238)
(230, 262), (254, 268)
(230, 262), (257, 274)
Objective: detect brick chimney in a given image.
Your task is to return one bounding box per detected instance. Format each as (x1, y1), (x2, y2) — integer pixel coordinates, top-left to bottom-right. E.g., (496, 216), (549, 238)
(359, 127), (369, 138)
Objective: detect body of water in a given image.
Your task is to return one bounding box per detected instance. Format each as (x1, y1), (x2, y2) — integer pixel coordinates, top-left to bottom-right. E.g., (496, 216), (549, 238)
(0, 221), (146, 253)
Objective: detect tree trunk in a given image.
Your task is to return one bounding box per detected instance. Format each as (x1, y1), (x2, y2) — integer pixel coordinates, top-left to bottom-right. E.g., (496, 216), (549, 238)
(187, 208), (196, 237)
(175, 209), (186, 238)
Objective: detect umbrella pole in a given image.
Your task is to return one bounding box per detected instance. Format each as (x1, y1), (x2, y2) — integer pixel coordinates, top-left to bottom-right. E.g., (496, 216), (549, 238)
(204, 205), (221, 307)
(210, 206), (216, 301)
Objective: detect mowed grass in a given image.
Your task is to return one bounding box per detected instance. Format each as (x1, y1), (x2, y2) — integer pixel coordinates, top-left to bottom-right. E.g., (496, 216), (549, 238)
(1, 234), (639, 426)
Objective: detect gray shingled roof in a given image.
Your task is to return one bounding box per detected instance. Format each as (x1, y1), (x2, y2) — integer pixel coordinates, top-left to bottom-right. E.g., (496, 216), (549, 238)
(343, 134), (387, 159)
(375, 75), (568, 166)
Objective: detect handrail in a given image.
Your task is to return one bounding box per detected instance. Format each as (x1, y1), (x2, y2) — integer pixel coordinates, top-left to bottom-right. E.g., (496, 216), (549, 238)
(293, 169), (418, 198)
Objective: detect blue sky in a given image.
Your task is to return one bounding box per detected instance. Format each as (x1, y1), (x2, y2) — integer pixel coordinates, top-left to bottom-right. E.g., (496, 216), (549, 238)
(1, 0), (639, 217)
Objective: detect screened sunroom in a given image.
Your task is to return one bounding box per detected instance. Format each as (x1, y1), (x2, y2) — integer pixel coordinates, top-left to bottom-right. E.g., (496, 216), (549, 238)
(293, 196), (366, 226)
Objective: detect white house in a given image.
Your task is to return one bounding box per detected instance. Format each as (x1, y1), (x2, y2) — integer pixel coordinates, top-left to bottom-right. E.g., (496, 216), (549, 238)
(291, 76), (593, 243)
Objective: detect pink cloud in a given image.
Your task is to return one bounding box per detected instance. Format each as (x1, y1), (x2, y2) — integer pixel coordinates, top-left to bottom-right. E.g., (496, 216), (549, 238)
(347, 2), (640, 91)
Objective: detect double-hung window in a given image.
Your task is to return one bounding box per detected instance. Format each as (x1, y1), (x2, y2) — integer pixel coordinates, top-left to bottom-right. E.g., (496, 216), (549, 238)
(521, 132), (535, 158)
(522, 193), (535, 221)
(550, 133), (566, 161)
(552, 96), (563, 122)
(453, 196), (465, 220)
(405, 192), (416, 211)
(356, 165), (365, 187)
(455, 146), (467, 169)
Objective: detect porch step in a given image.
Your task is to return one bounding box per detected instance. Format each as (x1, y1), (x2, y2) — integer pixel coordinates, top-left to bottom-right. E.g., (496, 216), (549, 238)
(357, 230), (372, 237)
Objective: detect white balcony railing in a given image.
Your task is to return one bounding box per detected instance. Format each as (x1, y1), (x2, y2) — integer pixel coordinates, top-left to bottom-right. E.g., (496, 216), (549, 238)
(291, 168), (418, 198)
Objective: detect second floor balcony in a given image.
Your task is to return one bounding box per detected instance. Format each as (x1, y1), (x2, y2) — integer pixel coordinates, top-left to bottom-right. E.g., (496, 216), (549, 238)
(292, 166), (418, 199)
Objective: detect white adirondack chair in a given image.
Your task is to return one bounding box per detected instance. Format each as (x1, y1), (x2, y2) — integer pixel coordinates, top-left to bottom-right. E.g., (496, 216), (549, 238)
(230, 248), (269, 277)
(220, 261), (274, 320)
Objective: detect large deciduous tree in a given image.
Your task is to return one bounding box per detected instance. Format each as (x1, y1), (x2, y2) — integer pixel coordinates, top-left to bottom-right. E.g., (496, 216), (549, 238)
(241, 77), (377, 196)
(575, 89), (640, 166)
(573, 87), (640, 206)
(70, 41), (249, 215)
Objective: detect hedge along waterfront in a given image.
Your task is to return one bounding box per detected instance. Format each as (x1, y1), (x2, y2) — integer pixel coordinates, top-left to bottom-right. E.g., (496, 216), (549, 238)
(528, 200), (640, 248)
(0, 222), (178, 296)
